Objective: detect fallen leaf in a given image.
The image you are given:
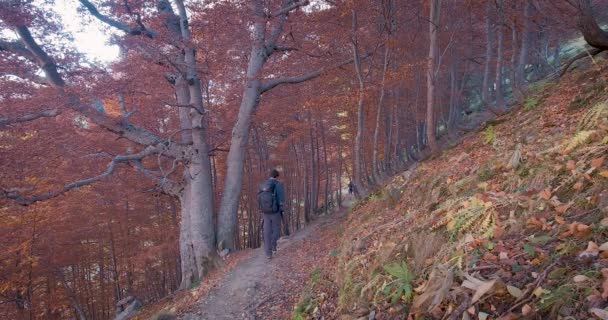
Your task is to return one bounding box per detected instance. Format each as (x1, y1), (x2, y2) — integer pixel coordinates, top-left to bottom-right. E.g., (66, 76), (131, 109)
(539, 188), (552, 200)
(579, 241), (600, 260)
(462, 274), (503, 303)
(533, 286), (548, 298)
(467, 306), (475, 315)
(412, 265), (453, 313)
(507, 285), (523, 298)
(591, 307), (608, 319)
(522, 304), (533, 316)
(478, 312), (489, 320)
(602, 268), (608, 299)
(573, 275), (590, 283)
(573, 181), (584, 190)
(555, 215), (566, 224)
(555, 203), (571, 213)
(567, 160), (576, 170)
(591, 156), (606, 169)
(600, 242), (608, 252)
(497, 312), (519, 320)
(600, 171), (608, 178)
(499, 252), (509, 260)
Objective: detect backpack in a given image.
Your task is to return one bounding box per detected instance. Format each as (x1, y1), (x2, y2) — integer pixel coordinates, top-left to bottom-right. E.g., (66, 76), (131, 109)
(258, 180), (278, 214)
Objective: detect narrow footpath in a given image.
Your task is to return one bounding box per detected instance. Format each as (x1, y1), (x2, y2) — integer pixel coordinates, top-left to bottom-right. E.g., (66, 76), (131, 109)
(181, 198), (353, 320)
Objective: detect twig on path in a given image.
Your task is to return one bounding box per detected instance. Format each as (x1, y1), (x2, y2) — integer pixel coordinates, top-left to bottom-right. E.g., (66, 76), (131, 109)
(446, 295), (471, 320)
(501, 259), (561, 316)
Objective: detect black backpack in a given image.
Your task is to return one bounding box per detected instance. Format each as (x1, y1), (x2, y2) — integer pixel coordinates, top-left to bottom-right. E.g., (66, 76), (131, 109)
(258, 180), (278, 214)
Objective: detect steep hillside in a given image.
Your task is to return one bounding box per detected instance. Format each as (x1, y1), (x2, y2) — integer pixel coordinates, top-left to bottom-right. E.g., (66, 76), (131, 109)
(294, 60), (608, 320)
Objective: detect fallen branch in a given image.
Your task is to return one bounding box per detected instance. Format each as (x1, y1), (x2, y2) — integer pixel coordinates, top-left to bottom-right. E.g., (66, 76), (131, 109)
(446, 295), (471, 320)
(559, 48), (604, 77)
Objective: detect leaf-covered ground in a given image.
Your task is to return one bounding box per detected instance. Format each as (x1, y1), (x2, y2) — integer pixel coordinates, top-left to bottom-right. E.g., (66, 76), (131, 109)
(293, 60), (608, 319)
(135, 59), (607, 320)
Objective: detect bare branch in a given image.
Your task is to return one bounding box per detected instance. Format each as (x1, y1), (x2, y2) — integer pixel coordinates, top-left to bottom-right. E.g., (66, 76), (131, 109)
(1, 146), (159, 205)
(0, 39), (36, 61)
(0, 108), (60, 128)
(260, 55), (367, 93)
(270, 0), (310, 17)
(78, 0), (155, 38)
(15, 26), (65, 87)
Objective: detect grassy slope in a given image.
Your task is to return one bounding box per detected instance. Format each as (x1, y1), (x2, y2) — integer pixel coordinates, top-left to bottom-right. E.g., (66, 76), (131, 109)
(296, 59), (608, 320)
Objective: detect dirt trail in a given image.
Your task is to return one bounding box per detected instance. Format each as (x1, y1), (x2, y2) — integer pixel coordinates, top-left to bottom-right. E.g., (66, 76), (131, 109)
(181, 197), (353, 320)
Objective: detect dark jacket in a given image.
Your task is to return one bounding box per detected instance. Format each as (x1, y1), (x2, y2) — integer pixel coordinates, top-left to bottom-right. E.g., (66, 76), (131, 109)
(264, 178), (285, 212)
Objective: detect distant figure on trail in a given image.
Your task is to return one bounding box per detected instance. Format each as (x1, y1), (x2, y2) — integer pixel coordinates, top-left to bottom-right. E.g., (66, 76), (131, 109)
(347, 181), (354, 195)
(258, 169), (285, 260)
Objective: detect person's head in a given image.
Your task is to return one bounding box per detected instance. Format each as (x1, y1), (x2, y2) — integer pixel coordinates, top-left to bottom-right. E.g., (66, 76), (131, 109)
(270, 169), (280, 178)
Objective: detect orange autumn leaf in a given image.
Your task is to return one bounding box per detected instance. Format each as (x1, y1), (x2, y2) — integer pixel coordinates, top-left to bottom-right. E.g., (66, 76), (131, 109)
(539, 188), (552, 200)
(591, 156), (606, 169)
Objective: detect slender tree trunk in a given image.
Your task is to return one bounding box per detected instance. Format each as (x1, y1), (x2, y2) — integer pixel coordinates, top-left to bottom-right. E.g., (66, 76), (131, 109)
(426, 0), (441, 154)
(217, 0), (268, 250)
(482, 2), (493, 106)
(373, 45), (390, 182)
(511, 19), (518, 95)
(320, 122), (330, 214)
(351, 10), (367, 196)
(516, 0), (533, 92)
(494, 0), (506, 112)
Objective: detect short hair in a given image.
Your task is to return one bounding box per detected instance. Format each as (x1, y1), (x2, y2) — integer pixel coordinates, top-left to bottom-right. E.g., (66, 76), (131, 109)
(270, 169), (280, 178)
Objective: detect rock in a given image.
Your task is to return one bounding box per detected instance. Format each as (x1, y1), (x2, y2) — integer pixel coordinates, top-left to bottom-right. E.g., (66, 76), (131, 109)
(219, 248), (230, 258)
(368, 310), (376, 320)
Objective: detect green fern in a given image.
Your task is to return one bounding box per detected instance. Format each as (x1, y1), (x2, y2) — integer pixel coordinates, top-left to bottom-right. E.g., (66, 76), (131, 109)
(382, 262), (413, 303)
(432, 197), (497, 241)
(578, 101), (608, 131)
(562, 130), (597, 154)
(482, 125), (497, 145)
(523, 96), (540, 112)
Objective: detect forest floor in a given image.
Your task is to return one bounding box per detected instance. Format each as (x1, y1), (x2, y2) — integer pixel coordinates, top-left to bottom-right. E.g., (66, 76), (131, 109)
(139, 56), (608, 320)
(173, 197), (355, 320)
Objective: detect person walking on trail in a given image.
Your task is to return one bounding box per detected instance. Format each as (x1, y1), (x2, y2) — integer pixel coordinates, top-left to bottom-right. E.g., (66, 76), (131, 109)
(347, 181), (354, 195)
(258, 169), (285, 260)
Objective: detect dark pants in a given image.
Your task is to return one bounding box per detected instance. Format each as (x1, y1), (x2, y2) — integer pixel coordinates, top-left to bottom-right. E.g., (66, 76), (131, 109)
(263, 212), (281, 257)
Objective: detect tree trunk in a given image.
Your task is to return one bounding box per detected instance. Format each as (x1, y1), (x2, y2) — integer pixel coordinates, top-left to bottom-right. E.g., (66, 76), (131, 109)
(216, 0), (267, 250)
(482, 2), (493, 107)
(351, 10), (368, 197)
(493, 0), (506, 113)
(426, 0), (441, 154)
(373, 45), (390, 182)
(174, 0), (218, 288)
(576, 0), (608, 50)
(516, 0), (532, 92)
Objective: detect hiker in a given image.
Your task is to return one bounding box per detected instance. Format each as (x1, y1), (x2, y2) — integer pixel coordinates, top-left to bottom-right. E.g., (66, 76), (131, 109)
(347, 181), (354, 195)
(258, 169), (285, 259)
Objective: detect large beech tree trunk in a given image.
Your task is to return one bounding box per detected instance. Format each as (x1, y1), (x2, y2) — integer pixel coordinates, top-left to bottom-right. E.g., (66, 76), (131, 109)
(576, 0), (608, 50)
(174, 0), (217, 289)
